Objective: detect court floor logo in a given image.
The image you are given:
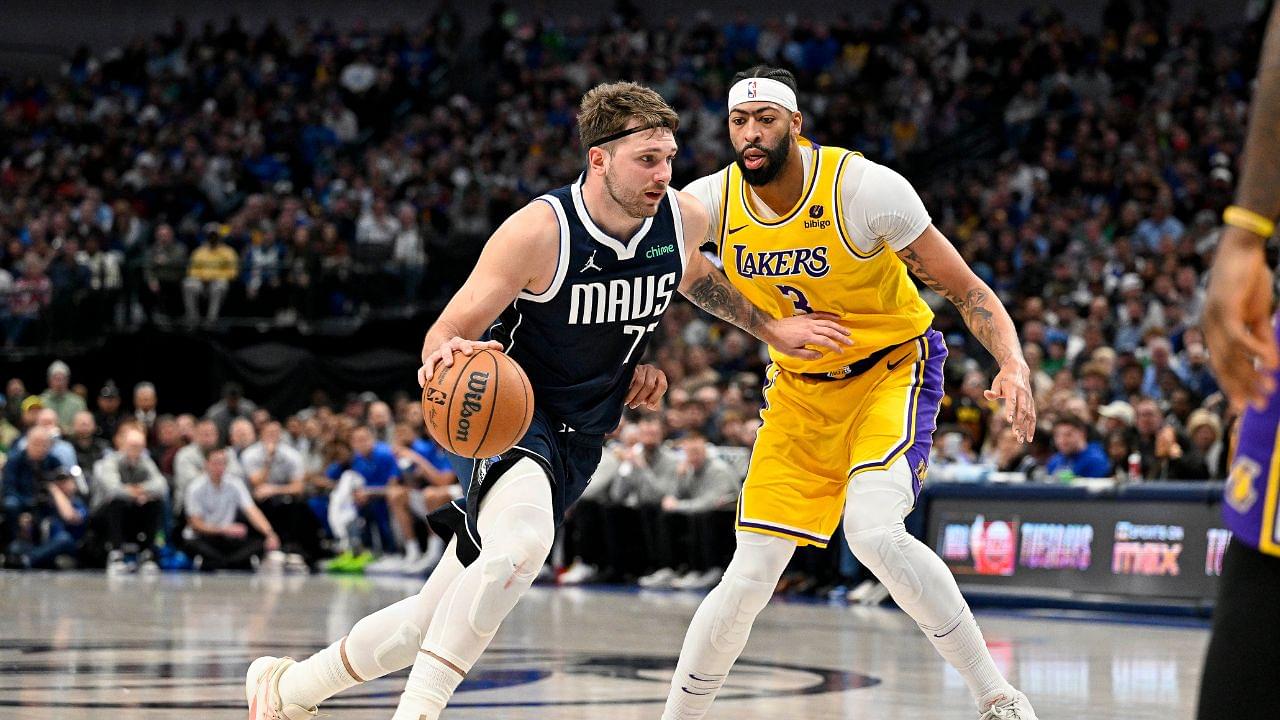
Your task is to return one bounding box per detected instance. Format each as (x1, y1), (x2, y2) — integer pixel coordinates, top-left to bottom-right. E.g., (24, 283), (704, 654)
(0, 639), (878, 710)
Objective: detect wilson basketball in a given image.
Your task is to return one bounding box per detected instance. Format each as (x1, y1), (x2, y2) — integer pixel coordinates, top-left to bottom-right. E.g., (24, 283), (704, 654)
(422, 348), (534, 459)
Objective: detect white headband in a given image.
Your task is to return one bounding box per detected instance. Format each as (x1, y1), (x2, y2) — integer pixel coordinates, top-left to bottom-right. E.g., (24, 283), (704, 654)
(727, 77), (798, 113)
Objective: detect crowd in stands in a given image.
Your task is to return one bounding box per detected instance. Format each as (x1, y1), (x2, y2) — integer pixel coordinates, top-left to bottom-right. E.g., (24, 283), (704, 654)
(1, 1), (1274, 593)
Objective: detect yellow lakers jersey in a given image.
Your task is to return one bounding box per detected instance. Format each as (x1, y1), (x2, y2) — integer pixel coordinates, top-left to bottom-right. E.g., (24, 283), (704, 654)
(718, 142), (934, 375)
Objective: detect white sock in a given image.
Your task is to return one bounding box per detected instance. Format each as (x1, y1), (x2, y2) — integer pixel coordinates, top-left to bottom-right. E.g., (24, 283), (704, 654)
(425, 534), (444, 560)
(277, 551), (467, 710)
(920, 605), (1013, 708)
(391, 653), (465, 720)
(405, 539), (422, 561)
(278, 639), (358, 710)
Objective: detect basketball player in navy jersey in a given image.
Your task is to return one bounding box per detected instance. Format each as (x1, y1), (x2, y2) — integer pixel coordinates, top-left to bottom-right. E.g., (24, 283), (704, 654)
(246, 81), (850, 720)
(1198, 5), (1280, 720)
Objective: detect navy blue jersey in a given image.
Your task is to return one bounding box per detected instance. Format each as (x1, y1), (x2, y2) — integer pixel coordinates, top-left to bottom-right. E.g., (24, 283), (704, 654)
(488, 175), (688, 435)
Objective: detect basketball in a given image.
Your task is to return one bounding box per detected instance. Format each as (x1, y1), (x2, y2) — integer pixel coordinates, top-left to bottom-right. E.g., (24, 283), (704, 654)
(422, 348), (535, 459)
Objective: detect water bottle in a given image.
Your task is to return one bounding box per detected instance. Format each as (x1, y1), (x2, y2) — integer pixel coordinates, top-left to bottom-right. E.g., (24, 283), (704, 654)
(1127, 452), (1142, 482)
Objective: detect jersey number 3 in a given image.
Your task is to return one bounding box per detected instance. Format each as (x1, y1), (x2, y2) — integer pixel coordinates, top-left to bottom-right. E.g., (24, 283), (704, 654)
(776, 284), (814, 315)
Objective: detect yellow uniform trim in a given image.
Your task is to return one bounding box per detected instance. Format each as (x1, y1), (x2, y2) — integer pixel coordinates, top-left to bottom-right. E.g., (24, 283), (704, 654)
(1258, 419), (1280, 555)
(738, 142), (822, 227)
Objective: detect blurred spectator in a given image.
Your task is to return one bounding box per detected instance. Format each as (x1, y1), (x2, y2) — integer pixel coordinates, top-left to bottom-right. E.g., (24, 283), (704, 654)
(142, 223), (189, 320)
(241, 421), (319, 566)
(1187, 409), (1227, 480)
(90, 428), (167, 573)
(173, 419), (244, 517)
(68, 411), (110, 483)
(183, 225), (238, 325)
(132, 382), (159, 443)
(1046, 416), (1112, 481)
(328, 425), (403, 554)
(6, 468), (87, 570)
(640, 433), (740, 590)
(39, 360), (86, 432)
(367, 401), (395, 444)
(153, 415), (184, 477)
(206, 382), (258, 443)
(93, 382), (125, 442)
(12, 408), (79, 470)
(1133, 398), (1207, 481)
(4, 379), (26, 429)
(183, 448), (281, 572)
(3, 427), (66, 548)
(227, 417), (258, 465)
(6, 257), (52, 347)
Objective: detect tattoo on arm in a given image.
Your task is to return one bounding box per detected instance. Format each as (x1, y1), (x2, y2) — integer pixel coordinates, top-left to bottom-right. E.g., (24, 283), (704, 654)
(686, 271), (770, 334)
(899, 246), (1014, 364)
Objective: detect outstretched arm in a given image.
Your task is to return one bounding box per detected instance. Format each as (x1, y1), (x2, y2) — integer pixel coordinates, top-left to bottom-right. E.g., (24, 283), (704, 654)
(897, 225), (1036, 441)
(675, 192), (851, 360)
(1204, 3), (1280, 411)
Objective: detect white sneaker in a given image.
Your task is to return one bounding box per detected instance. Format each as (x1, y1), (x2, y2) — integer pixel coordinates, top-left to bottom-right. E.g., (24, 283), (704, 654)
(106, 551), (131, 576)
(639, 567), (678, 588)
(680, 567), (723, 590)
(258, 550), (287, 575)
(365, 555), (406, 575)
(669, 569), (703, 589)
(138, 559), (160, 576)
(846, 579), (879, 603)
(980, 690), (1038, 720)
(401, 548), (442, 577)
(558, 560), (598, 585)
(284, 554), (310, 574)
(246, 656), (317, 720)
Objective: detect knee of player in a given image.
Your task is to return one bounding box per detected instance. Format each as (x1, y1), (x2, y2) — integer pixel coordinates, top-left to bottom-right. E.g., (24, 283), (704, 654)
(726, 531), (795, 585)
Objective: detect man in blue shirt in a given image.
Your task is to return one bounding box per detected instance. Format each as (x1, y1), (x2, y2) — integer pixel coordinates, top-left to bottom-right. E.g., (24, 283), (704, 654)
(3, 427), (67, 551)
(325, 425), (402, 554)
(1046, 416), (1112, 480)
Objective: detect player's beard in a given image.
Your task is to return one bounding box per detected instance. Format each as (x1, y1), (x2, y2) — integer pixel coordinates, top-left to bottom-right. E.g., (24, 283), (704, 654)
(604, 168), (659, 219)
(736, 132), (792, 186)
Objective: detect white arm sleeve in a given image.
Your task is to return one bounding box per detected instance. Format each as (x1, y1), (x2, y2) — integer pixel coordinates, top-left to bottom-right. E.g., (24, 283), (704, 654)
(680, 170), (728, 250)
(841, 157), (931, 254)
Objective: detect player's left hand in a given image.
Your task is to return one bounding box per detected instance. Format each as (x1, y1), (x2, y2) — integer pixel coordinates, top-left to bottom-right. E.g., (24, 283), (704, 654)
(625, 364), (668, 411)
(1203, 232), (1278, 412)
(985, 361), (1036, 443)
(763, 312), (853, 360)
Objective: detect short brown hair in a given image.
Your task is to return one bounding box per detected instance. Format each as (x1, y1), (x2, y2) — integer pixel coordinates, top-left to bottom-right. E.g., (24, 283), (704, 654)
(577, 81), (680, 151)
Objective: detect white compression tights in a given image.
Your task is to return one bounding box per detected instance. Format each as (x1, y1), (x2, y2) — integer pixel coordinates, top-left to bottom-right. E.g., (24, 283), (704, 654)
(841, 458), (1012, 708)
(661, 531), (796, 720)
(663, 458), (1013, 720)
(278, 458), (553, 715)
(393, 458), (554, 719)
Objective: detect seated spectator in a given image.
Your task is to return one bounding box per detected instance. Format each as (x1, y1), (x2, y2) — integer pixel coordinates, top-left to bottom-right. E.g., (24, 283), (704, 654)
(11, 408), (79, 470)
(1134, 398), (1207, 480)
(640, 433), (740, 590)
(153, 415), (184, 478)
(1046, 416), (1112, 481)
(173, 419), (245, 517)
(94, 382), (125, 442)
(132, 382), (159, 443)
(142, 223), (188, 320)
(39, 360), (86, 432)
(183, 448), (280, 571)
(241, 421), (319, 567)
(7, 468), (87, 569)
(2, 427), (66, 550)
(227, 417), (258, 465)
(68, 411), (110, 484)
(90, 428), (168, 573)
(1186, 409), (1226, 480)
(6, 256), (52, 347)
(182, 224), (238, 325)
(373, 423), (458, 574)
(325, 425), (403, 556)
(206, 382), (258, 444)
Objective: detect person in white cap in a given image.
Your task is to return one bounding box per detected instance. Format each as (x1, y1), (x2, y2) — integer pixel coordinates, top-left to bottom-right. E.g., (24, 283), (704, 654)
(666, 65), (1039, 719)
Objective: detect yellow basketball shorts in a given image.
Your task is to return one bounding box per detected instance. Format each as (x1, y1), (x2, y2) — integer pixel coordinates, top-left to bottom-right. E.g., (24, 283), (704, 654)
(736, 329), (947, 547)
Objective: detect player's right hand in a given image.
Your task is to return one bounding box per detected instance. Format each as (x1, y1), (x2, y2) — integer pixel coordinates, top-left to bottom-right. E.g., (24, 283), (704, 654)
(1204, 231), (1279, 412)
(764, 312), (853, 360)
(418, 336), (505, 387)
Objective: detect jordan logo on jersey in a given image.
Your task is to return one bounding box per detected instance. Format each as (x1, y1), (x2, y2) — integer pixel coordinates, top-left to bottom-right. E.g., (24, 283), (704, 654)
(733, 244), (830, 279)
(580, 250), (603, 273)
(568, 271), (677, 325)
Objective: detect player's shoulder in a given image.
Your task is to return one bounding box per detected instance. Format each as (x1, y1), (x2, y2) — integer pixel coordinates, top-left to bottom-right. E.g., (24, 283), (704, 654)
(680, 168), (730, 208)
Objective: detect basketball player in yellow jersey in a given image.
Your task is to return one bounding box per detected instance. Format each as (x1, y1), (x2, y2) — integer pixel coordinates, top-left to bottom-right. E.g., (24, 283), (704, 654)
(663, 66), (1040, 720)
